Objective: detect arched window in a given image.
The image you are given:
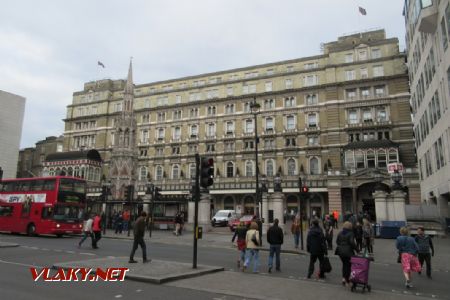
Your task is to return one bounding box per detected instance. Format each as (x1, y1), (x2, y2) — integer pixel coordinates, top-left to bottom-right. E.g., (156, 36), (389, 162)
(172, 165), (180, 179)
(367, 150), (375, 168)
(245, 161), (254, 177)
(139, 166), (147, 181)
(266, 159), (274, 177)
(189, 163), (196, 179)
(88, 167), (94, 181)
(377, 150), (387, 168)
(355, 150), (365, 169)
(226, 162), (234, 178)
(49, 168), (55, 176)
(388, 149), (398, 163)
(310, 157), (320, 175)
(155, 165), (163, 180)
(74, 167), (80, 177)
(287, 158), (296, 176)
(67, 167), (73, 176)
(94, 168), (100, 182)
(345, 150), (355, 169)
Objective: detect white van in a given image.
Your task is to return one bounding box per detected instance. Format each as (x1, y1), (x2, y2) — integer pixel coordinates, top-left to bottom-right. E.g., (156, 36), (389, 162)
(211, 210), (238, 227)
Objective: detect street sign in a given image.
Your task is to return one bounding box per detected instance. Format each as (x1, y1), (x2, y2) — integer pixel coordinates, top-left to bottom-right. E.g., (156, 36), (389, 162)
(387, 163), (404, 174)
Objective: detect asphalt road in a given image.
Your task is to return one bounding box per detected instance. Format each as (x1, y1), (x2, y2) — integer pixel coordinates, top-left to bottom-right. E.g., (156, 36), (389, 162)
(0, 233), (449, 299)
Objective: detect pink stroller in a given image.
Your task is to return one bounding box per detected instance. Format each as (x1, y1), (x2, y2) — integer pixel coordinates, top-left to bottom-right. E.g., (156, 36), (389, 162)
(350, 256), (372, 293)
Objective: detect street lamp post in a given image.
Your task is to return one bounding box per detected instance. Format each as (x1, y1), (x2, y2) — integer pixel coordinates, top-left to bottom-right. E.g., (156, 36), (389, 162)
(146, 181), (154, 237)
(250, 97), (261, 220)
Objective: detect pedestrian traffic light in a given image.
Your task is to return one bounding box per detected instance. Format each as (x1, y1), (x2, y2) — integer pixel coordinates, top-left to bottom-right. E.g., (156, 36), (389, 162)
(301, 186), (309, 193)
(154, 187), (162, 200)
(200, 157), (214, 188)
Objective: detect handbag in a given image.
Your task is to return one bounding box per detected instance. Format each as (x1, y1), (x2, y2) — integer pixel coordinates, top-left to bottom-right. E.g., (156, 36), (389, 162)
(321, 256), (332, 273)
(251, 232), (259, 246)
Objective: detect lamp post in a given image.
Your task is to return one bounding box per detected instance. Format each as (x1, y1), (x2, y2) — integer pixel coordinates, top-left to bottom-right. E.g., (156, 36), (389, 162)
(146, 181), (154, 237)
(101, 176), (111, 235)
(261, 174), (268, 223)
(250, 97), (261, 219)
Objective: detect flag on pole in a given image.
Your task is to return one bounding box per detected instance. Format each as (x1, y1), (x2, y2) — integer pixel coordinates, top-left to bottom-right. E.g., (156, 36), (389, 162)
(358, 6), (367, 15)
(98, 61), (105, 68)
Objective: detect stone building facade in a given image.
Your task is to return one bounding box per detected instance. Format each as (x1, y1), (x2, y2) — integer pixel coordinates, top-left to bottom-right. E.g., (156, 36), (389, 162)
(63, 29), (420, 221)
(404, 0), (450, 218)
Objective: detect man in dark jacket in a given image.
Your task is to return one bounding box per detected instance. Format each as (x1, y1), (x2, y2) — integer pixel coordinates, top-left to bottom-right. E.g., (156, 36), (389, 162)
(415, 226), (434, 278)
(267, 219), (283, 273)
(306, 219), (327, 279)
(129, 211), (149, 263)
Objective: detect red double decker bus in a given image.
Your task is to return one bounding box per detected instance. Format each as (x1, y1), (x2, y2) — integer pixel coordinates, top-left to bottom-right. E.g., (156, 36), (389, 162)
(0, 176), (86, 236)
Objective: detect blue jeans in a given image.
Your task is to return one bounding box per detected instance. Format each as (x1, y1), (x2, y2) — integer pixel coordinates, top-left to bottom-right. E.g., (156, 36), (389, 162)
(244, 249), (260, 272)
(240, 249), (246, 263)
(268, 245), (281, 270)
(293, 233), (300, 248)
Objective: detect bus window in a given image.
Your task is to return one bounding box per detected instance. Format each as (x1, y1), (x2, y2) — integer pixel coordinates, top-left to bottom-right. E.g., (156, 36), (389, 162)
(42, 180), (56, 191)
(31, 180), (46, 191)
(18, 181), (32, 191)
(53, 205), (80, 221)
(41, 207), (53, 219)
(0, 206), (13, 217)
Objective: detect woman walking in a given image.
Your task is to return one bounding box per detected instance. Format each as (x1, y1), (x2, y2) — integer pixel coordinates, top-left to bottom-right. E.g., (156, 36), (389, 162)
(291, 214), (301, 249)
(335, 221), (357, 286)
(243, 222), (260, 273)
(396, 227), (421, 288)
(362, 218), (374, 254)
(232, 221), (248, 268)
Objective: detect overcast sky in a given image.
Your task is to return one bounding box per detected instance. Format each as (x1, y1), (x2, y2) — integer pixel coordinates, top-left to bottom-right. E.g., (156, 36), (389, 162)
(0, 0), (406, 149)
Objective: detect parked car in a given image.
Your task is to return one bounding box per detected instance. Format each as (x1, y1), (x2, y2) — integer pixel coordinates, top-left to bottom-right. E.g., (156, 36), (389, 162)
(211, 210), (238, 227)
(229, 215), (254, 231)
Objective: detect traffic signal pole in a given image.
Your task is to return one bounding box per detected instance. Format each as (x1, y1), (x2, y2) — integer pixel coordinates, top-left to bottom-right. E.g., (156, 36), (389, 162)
(193, 154), (200, 269)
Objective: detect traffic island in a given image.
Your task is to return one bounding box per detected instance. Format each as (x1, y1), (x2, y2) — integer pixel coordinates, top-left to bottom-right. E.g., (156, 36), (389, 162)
(0, 242), (19, 248)
(53, 257), (224, 284)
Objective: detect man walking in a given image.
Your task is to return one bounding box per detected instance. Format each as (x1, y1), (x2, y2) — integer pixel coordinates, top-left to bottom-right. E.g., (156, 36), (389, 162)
(267, 218), (283, 273)
(78, 214), (93, 248)
(92, 213), (102, 249)
(415, 226), (434, 278)
(129, 211), (149, 263)
(306, 219), (327, 279)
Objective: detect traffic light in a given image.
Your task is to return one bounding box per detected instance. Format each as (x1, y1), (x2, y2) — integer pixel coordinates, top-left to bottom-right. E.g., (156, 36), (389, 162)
(154, 187), (162, 200)
(200, 157), (214, 188)
(301, 186), (309, 193)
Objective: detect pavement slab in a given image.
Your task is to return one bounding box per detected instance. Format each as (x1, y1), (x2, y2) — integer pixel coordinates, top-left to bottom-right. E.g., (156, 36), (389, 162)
(53, 256), (224, 284)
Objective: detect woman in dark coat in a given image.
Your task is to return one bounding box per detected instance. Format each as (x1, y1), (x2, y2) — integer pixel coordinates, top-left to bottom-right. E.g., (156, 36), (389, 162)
(336, 221), (357, 286)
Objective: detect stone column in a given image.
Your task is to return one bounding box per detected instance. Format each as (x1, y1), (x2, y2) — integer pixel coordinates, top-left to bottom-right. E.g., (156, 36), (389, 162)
(390, 190), (406, 221)
(262, 192), (269, 233)
(438, 195), (449, 218)
(269, 192), (286, 231)
(327, 186), (342, 216)
(186, 200), (195, 231)
(199, 192), (212, 232)
(373, 190), (388, 223)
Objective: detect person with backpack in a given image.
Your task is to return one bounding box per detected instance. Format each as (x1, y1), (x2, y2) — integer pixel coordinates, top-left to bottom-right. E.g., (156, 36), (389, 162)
(243, 222), (260, 273)
(415, 226), (434, 279)
(335, 221), (357, 286)
(232, 221), (248, 268)
(306, 219), (327, 279)
(362, 218), (374, 254)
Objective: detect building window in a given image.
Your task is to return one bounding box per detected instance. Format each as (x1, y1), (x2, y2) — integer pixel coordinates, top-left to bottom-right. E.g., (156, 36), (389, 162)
(285, 79), (293, 89)
(226, 121), (235, 134)
(285, 137), (296, 147)
(264, 139), (274, 150)
(189, 163), (196, 179)
(226, 162), (234, 178)
(355, 151), (365, 169)
(286, 115), (296, 129)
(156, 166), (163, 180)
(157, 128), (165, 140)
(225, 104), (235, 114)
(227, 86), (234, 96)
(157, 112), (166, 122)
(265, 81), (273, 92)
(207, 106), (216, 115)
(172, 146), (180, 155)
(349, 110), (358, 124)
(190, 108), (199, 117)
(284, 97), (296, 107)
(139, 167), (147, 181)
(141, 129), (149, 143)
(245, 161), (254, 177)
(377, 150), (387, 168)
(377, 107), (387, 122)
(173, 127), (181, 141)
(206, 144), (215, 152)
(306, 94), (318, 105)
(244, 140), (255, 150)
(142, 114), (150, 123)
(359, 50), (367, 60)
(367, 151), (375, 168)
(156, 147), (164, 156)
(175, 95), (182, 104)
(345, 70), (355, 81)
(362, 109), (372, 122)
(172, 165), (180, 179)
(310, 157), (320, 175)
(244, 102), (251, 113)
(375, 85), (385, 97)
(225, 142), (235, 151)
(190, 125), (198, 137)
(304, 75), (318, 86)
(308, 136), (319, 146)
(245, 119), (254, 133)
(287, 158), (296, 176)
(360, 87), (370, 98)
(266, 159), (274, 177)
(346, 88), (356, 99)
(188, 144), (198, 154)
(307, 114), (317, 127)
(264, 99), (275, 109)
(206, 123), (216, 137)
(345, 150), (355, 169)
(265, 118), (274, 131)
(371, 48), (381, 59)
(373, 65), (384, 77)
(388, 149), (398, 163)
(173, 110), (182, 120)
(345, 53), (354, 63)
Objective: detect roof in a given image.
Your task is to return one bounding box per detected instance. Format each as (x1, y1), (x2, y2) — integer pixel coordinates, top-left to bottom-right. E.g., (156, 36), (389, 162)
(46, 149), (102, 162)
(343, 139), (399, 150)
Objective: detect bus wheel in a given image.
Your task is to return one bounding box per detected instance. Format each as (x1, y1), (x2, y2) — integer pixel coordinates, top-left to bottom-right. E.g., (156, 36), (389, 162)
(27, 224), (36, 236)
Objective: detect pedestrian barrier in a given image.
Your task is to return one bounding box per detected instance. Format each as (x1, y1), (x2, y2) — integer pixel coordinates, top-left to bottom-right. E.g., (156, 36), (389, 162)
(379, 221), (406, 239)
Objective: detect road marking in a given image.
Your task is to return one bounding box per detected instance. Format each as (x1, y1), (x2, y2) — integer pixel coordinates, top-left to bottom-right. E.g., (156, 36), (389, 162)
(30, 246), (38, 250)
(136, 289), (143, 293)
(114, 295), (123, 298)
(0, 259), (44, 269)
(41, 248), (50, 251)
(65, 251), (75, 254)
(80, 252), (96, 256)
